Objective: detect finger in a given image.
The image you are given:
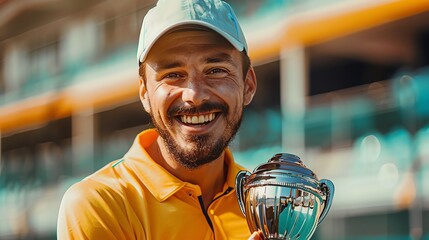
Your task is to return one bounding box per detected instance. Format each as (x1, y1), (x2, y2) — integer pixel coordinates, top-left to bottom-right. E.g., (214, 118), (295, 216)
(248, 231), (263, 240)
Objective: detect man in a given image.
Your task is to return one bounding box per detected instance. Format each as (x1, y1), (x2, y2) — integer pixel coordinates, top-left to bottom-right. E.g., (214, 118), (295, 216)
(57, 0), (262, 239)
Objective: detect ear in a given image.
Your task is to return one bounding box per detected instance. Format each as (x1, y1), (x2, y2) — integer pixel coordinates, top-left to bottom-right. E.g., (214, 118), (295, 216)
(243, 67), (257, 106)
(139, 77), (151, 113)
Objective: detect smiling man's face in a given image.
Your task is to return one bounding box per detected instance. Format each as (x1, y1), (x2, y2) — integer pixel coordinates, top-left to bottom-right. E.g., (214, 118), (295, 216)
(140, 28), (256, 169)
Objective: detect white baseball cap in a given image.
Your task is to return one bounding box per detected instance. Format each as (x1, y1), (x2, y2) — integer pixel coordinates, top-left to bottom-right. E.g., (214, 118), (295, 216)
(137, 0), (248, 64)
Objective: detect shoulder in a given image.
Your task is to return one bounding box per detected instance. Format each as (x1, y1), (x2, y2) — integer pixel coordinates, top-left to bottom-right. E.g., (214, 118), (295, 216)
(61, 177), (116, 207)
(57, 172), (135, 239)
(58, 157), (150, 217)
(60, 159), (134, 212)
(58, 176), (124, 226)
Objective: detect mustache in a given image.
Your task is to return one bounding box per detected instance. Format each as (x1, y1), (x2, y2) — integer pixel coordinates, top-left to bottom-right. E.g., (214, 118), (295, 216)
(167, 102), (228, 117)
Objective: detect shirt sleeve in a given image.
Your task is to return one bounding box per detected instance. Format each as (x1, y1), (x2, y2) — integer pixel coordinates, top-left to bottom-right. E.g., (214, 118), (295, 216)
(57, 179), (142, 240)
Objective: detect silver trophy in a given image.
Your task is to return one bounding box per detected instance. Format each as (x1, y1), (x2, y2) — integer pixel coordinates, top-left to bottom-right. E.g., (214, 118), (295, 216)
(236, 153), (334, 240)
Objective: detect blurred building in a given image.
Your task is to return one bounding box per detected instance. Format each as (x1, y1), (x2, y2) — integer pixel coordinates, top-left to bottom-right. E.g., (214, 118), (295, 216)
(0, 0), (428, 239)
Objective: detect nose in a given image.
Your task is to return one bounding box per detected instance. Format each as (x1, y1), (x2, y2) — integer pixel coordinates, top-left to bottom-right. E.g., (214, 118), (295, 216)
(181, 78), (210, 106)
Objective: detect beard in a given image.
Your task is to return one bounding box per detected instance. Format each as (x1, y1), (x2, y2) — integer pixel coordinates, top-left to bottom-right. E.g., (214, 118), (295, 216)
(149, 101), (243, 170)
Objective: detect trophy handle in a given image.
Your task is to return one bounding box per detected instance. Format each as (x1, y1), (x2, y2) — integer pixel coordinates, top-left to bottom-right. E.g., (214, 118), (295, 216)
(235, 170), (251, 217)
(317, 179), (335, 225)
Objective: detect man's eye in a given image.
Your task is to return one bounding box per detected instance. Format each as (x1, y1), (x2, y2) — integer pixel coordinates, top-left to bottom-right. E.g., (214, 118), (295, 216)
(208, 68), (227, 74)
(164, 73), (182, 79)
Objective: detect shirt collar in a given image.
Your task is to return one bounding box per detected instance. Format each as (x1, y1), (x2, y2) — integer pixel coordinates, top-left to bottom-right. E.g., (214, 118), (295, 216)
(123, 129), (245, 202)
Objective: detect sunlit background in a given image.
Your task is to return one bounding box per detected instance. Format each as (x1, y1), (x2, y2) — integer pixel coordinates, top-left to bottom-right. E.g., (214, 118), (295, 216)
(0, 0), (428, 239)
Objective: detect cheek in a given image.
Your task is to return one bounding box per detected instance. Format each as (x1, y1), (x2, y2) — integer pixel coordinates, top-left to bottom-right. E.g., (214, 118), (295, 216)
(216, 82), (245, 105)
(148, 85), (177, 114)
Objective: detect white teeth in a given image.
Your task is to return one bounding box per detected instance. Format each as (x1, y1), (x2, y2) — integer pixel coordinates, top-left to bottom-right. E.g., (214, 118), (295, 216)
(180, 113), (216, 125)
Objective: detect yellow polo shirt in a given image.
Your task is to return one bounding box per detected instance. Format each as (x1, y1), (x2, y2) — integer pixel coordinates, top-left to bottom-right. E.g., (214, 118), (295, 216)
(57, 129), (250, 239)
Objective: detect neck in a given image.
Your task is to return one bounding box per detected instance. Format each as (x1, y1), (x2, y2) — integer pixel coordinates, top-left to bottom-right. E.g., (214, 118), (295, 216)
(149, 137), (227, 208)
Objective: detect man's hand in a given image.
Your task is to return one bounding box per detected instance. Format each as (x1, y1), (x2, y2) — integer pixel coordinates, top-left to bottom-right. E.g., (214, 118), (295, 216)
(248, 231), (264, 240)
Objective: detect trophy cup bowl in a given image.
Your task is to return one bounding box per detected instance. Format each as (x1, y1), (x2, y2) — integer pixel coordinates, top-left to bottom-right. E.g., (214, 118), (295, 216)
(236, 153), (334, 240)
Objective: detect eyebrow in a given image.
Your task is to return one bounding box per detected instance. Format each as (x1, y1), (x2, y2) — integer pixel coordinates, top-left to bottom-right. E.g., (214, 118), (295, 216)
(205, 53), (235, 66)
(156, 61), (184, 71)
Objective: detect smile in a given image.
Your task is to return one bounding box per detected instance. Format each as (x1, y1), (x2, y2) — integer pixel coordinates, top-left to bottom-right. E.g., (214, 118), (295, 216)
(179, 113), (217, 125)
